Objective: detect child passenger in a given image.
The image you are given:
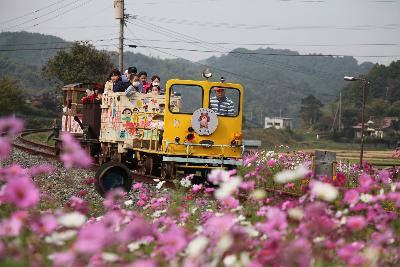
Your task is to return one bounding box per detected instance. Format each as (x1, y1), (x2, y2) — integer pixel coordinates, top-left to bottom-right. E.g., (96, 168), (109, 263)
(151, 85), (161, 95)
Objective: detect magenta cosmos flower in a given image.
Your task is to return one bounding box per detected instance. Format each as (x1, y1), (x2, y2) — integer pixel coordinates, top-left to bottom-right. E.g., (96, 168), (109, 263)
(346, 216), (367, 231)
(343, 189), (360, 206)
(60, 133), (93, 169)
(156, 224), (187, 260)
(4, 176), (40, 208)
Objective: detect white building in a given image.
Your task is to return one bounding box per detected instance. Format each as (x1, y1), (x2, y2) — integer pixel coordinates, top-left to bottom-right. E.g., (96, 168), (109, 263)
(264, 117), (293, 130)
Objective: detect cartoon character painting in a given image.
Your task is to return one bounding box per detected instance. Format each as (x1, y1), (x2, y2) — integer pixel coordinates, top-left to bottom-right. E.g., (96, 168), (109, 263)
(198, 112), (210, 129)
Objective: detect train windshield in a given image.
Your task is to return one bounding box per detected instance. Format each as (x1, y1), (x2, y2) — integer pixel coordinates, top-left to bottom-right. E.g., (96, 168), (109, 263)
(209, 87), (240, 117)
(169, 84), (203, 114)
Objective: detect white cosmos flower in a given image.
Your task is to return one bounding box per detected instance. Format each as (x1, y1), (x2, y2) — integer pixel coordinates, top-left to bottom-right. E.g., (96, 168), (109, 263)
(124, 199), (133, 207)
(101, 252), (119, 262)
(180, 177), (192, 188)
(274, 165), (309, 183)
(186, 235), (209, 258)
(45, 230), (77, 245)
(360, 193), (372, 203)
(156, 181), (166, 189)
(311, 181), (338, 202)
(287, 207), (304, 220)
(214, 176), (242, 200)
(58, 212), (86, 228)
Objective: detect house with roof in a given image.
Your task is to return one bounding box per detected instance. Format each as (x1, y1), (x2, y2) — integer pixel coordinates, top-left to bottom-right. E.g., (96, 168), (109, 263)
(352, 117), (398, 139)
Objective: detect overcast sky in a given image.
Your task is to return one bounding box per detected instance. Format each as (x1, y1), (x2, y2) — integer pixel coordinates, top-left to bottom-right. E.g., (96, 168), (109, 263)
(1, 0), (399, 65)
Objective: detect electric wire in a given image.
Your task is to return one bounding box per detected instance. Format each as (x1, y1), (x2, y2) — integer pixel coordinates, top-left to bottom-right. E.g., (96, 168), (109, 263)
(3, 0), (84, 31)
(0, 0), (66, 25)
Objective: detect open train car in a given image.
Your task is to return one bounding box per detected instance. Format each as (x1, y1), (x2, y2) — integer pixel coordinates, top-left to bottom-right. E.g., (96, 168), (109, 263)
(95, 78), (244, 196)
(54, 83), (102, 155)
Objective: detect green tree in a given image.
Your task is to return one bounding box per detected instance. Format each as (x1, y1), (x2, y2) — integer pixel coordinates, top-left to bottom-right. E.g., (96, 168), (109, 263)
(299, 94), (323, 128)
(42, 42), (113, 84)
(0, 77), (26, 116)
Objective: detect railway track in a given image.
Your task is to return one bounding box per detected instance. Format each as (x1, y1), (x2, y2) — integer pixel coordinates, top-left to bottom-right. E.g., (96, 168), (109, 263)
(13, 129), (301, 197)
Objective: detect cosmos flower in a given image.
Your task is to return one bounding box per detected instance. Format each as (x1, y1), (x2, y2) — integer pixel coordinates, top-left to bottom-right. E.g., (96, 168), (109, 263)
(4, 176), (40, 208)
(60, 132), (93, 169)
(214, 176), (242, 200)
(310, 181), (338, 202)
(156, 225), (187, 260)
(346, 216), (367, 231)
(274, 165), (309, 184)
(343, 189), (360, 206)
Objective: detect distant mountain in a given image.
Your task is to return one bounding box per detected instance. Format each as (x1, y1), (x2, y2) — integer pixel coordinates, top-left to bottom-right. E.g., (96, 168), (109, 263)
(1, 32), (376, 120)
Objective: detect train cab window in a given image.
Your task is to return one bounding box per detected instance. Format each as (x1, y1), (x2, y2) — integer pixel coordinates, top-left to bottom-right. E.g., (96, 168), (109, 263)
(209, 87), (240, 117)
(169, 84), (203, 114)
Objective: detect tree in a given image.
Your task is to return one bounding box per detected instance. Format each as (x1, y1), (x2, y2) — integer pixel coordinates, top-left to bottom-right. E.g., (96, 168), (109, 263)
(299, 94), (323, 129)
(42, 42), (113, 85)
(0, 77), (26, 116)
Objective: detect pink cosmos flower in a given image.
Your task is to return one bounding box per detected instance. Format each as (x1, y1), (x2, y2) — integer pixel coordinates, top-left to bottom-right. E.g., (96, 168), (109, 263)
(27, 164), (53, 177)
(192, 184), (202, 193)
(256, 207), (287, 240)
(204, 187), (215, 193)
(156, 225), (187, 260)
(0, 117), (24, 136)
(74, 222), (107, 254)
(0, 211), (26, 237)
(207, 168), (230, 184)
(220, 196), (240, 209)
(267, 158), (277, 167)
(51, 251), (76, 267)
(129, 259), (156, 267)
(80, 178), (96, 185)
(137, 199), (146, 206)
(378, 170), (391, 185)
(203, 214), (236, 239)
(119, 217), (154, 243)
(103, 188), (126, 210)
(343, 189), (359, 205)
(0, 164), (27, 181)
(281, 238), (312, 267)
(133, 182), (143, 190)
(66, 196), (89, 214)
(4, 176), (40, 208)
(337, 242), (365, 266)
(284, 182), (295, 189)
(346, 216), (367, 231)
(0, 138), (11, 161)
(358, 173), (373, 192)
(30, 214), (58, 235)
(243, 153), (258, 167)
(60, 132), (93, 169)
(240, 180), (255, 191)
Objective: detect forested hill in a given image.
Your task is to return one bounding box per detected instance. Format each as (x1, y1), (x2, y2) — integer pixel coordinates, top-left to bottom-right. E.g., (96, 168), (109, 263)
(1, 31), (375, 119)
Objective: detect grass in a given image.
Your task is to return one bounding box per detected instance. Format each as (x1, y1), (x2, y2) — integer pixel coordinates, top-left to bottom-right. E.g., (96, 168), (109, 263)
(25, 131), (55, 146)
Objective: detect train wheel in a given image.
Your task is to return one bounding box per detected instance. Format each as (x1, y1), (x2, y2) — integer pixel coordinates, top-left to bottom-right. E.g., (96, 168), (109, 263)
(95, 161), (132, 197)
(160, 162), (175, 180)
(144, 155), (153, 175)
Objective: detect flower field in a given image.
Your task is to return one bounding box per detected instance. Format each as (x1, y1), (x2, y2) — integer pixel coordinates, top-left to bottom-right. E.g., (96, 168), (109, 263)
(1, 117), (400, 267)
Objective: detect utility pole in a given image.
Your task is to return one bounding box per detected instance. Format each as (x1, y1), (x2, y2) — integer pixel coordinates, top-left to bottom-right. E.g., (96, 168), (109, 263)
(339, 92), (342, 130)
(114, 0), (124, 71)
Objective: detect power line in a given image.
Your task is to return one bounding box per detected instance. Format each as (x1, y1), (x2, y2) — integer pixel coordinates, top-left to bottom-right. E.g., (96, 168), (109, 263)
(137, 15), (400, 31)
(0, 44), (118, 52)
(0, 0), (66, 25)
(120, 38), (400, 47)
(3, 0), (84, 31)
(0, 38), (118, 47)
(128, 19), (339, 78)
(127, 44), (400, 58)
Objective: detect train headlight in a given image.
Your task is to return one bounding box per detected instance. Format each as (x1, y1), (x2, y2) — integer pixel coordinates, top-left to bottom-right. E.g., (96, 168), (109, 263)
(175, 136), (180, 143)
(187, 133), (195, 142)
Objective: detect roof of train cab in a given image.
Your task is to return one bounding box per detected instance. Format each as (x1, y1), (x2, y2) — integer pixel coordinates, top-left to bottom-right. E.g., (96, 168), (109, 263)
(62, 83), (102, 92)
(166, 79), (244, 90)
